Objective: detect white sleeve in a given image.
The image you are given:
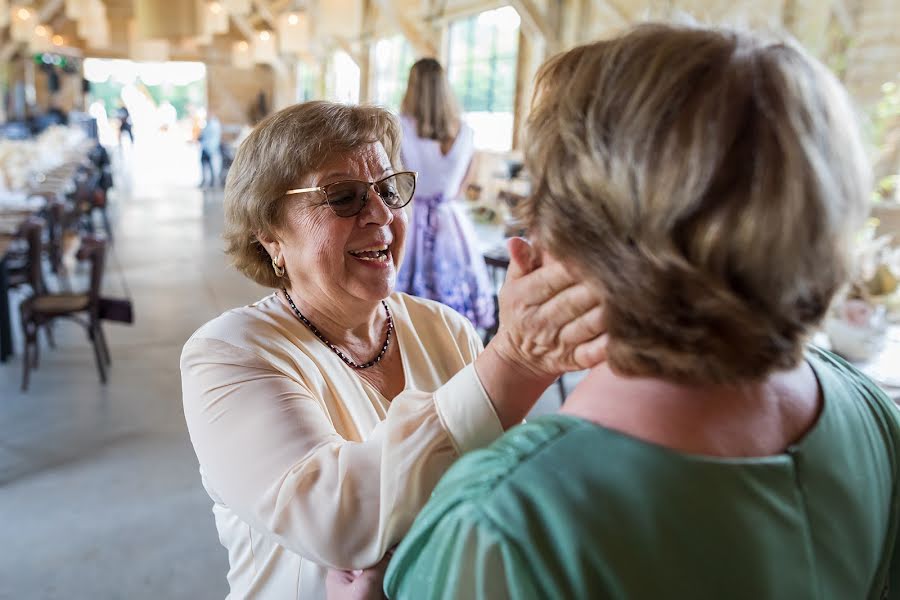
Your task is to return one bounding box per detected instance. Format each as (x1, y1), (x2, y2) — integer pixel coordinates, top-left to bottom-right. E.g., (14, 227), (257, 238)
(180, 336), (501, 570)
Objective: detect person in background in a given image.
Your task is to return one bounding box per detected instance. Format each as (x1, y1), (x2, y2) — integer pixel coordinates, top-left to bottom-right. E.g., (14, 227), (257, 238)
(395, 58), (495, 331)
(383, 24), (900, 600)
(180, 101), (607, 600)
(199, 112), (222, 189)
(116, 103), (133, 145)
(44, 101), (68, 127)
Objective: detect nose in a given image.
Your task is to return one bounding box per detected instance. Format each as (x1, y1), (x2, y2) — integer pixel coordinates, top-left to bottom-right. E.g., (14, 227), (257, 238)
(358, 184), (393, 226)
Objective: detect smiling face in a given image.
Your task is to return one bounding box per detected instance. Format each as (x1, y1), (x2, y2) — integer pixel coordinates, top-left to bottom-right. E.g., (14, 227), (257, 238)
(272, 142), (408, 310)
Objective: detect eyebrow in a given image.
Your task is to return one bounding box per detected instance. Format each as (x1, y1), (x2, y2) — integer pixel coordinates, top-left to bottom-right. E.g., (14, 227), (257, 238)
(317, 167), (396, 186)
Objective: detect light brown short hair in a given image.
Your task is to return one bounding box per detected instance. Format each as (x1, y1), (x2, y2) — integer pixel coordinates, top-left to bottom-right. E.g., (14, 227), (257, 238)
(223, 101), (402, 288)
(522, 24), (871, 384)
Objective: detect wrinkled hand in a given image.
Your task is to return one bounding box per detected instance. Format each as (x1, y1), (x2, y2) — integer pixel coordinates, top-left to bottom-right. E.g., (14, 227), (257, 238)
(489, 237), (607, 379)
(325, 553), (391, 600)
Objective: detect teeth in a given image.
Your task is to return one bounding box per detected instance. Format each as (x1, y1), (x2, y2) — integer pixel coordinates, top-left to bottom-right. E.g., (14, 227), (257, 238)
(354, 252), (389, 262)
(350, 244), (389, 254)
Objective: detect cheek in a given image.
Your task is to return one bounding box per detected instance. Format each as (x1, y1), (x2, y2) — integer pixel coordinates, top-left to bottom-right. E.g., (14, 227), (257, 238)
(284, 212), (347, 269)
(392, 210), (408, 244)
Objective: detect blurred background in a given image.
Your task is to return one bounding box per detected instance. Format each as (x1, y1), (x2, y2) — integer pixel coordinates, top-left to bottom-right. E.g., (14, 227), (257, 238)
(0, 1), (898, 598)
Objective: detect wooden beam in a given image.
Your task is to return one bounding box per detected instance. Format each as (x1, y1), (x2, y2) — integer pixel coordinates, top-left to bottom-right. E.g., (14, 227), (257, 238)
(229, 13), (257, 41)
(358, 0), (375, 103)
(510, 0), (556, 45)
(601, 0), (632, 24)
(230, 12), (289, 75)
(373, 0), (437, 57)
(831, 0), (856, 34)
(0, 0), (65, 63)
(423, 0), (505, 25)
(398, 17), (437, 57)
(253, 0), (279, 30)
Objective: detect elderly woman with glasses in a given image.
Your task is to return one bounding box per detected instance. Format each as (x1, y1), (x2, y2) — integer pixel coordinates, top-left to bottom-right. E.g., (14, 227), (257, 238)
(180, 101), (606, 599)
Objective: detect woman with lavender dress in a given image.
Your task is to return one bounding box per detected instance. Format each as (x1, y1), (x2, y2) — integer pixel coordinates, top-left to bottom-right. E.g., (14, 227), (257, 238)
(396, 59), (496, 330)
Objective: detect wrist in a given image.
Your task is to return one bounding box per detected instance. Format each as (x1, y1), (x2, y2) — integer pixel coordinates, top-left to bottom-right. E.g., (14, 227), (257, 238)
(474, 342), (557, 429)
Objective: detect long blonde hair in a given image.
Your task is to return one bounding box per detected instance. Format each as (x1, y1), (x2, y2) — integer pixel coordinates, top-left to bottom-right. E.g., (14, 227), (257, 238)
(400, 58), (461, 144)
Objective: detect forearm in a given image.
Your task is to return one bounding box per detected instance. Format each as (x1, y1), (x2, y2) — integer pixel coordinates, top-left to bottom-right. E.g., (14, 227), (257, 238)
(473, 343), (556, 429)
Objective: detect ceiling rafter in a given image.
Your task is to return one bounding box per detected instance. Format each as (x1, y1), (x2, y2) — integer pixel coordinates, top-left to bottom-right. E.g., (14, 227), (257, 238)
(509, 0), (556, 44)
(372, 0), (437, 57)
(253, 0), (280, 30)
(229, 12), (289, 74)
(831, 0), (856, 34)
(0, 0), (66, 63)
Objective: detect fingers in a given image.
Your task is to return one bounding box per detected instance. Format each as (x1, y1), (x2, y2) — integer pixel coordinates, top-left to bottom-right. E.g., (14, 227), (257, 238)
(534, 282), (601, 330)
(506, 259), (579, 310)
(326, 569), (356, 585)
(505, 237), (536, 281)
(572, 333), (609, 370)
(558, 304), (605, 347)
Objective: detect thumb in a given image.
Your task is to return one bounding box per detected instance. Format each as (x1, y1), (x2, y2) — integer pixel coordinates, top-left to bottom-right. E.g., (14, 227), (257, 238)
(506, 237), (538, 281)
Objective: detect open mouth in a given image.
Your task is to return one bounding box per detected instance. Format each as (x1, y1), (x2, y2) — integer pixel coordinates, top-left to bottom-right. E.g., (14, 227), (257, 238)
(348, 244), (390, 263)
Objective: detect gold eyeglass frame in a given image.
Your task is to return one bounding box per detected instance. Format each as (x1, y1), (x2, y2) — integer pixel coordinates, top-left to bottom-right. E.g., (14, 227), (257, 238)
(283, 171), (418, 216)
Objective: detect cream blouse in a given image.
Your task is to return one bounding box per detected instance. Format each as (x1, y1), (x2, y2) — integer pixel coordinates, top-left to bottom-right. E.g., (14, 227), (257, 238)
(180, 292), (502, 599)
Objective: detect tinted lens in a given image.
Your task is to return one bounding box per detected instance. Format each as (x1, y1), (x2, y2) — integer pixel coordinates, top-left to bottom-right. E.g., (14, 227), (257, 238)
(324, 181), (368, 217)
(376, 172), (415, 208)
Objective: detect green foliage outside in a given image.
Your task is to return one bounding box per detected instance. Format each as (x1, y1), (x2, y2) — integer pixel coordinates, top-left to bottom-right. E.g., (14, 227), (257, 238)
(447, 12), (518, 113)
(872, 80), (900, 203)
(89, 78), (206, 120)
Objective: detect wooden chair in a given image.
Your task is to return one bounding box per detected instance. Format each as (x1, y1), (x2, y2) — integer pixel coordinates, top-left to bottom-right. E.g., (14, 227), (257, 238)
(7, 217), (56, 350)
(7, 217), (47, 295)
(19, 237), (110, 391)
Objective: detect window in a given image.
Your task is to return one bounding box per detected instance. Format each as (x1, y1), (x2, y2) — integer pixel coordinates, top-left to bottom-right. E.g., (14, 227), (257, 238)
(372, 35), (415, 110)
(328, 50), (360, 104)
(295, 61), (317, 102)
(446, 6), (520, 151)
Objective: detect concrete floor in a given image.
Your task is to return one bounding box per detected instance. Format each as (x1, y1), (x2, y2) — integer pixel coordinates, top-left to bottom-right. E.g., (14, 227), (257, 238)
(0, 132), (568, 599)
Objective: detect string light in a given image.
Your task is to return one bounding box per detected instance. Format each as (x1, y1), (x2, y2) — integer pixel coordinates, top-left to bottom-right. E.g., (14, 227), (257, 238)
(209, 1), (222, 14)
(17, 7), (32, 20)
(237, 40), (249, 51)
(259, 30), (271, 41)
(288, 14), (299, 26)
(52, 34), (65, 46)
(34, 25), (49, 37)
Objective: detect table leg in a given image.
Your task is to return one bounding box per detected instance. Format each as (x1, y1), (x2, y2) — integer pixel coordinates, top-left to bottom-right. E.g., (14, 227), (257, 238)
(0, 256), (12, 362)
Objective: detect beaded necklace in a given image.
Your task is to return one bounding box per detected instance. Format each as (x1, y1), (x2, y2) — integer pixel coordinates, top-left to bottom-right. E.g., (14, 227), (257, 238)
(282, 288), (393, 369)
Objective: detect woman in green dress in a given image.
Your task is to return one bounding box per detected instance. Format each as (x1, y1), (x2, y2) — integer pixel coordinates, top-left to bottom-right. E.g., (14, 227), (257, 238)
(381, 24), (900, 600)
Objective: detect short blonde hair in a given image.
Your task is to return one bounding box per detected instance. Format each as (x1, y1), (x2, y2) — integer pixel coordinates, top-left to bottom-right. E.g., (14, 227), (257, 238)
(522, 24), (871, 384)
(223, 101), (402, 288)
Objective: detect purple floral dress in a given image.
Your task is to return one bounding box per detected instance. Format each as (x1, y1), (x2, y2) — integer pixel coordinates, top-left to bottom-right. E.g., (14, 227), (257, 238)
(396, 117), (496, 330)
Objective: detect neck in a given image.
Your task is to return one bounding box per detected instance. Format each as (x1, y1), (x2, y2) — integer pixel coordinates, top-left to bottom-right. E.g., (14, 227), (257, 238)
(281, 285), (384, 347)
(560, 361), (820, 457)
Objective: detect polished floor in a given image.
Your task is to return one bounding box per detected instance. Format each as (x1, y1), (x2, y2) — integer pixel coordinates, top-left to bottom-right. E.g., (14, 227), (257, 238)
(0, 132), (567, 599)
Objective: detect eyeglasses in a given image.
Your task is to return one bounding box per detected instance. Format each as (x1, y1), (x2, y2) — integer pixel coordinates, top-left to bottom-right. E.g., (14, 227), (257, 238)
(284, 171), (417, 218)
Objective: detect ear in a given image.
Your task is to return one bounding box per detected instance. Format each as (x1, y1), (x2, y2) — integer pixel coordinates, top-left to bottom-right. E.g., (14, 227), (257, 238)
(256, 230), (281, 261)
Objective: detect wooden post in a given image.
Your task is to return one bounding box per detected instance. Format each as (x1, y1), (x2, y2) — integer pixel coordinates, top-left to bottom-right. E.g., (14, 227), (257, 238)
(358, 0), (375, 103)
(512, 30), (544, 150)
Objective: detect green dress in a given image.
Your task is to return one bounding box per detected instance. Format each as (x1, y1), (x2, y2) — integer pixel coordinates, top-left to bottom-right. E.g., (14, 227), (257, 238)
(385, 349), (900, 599)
